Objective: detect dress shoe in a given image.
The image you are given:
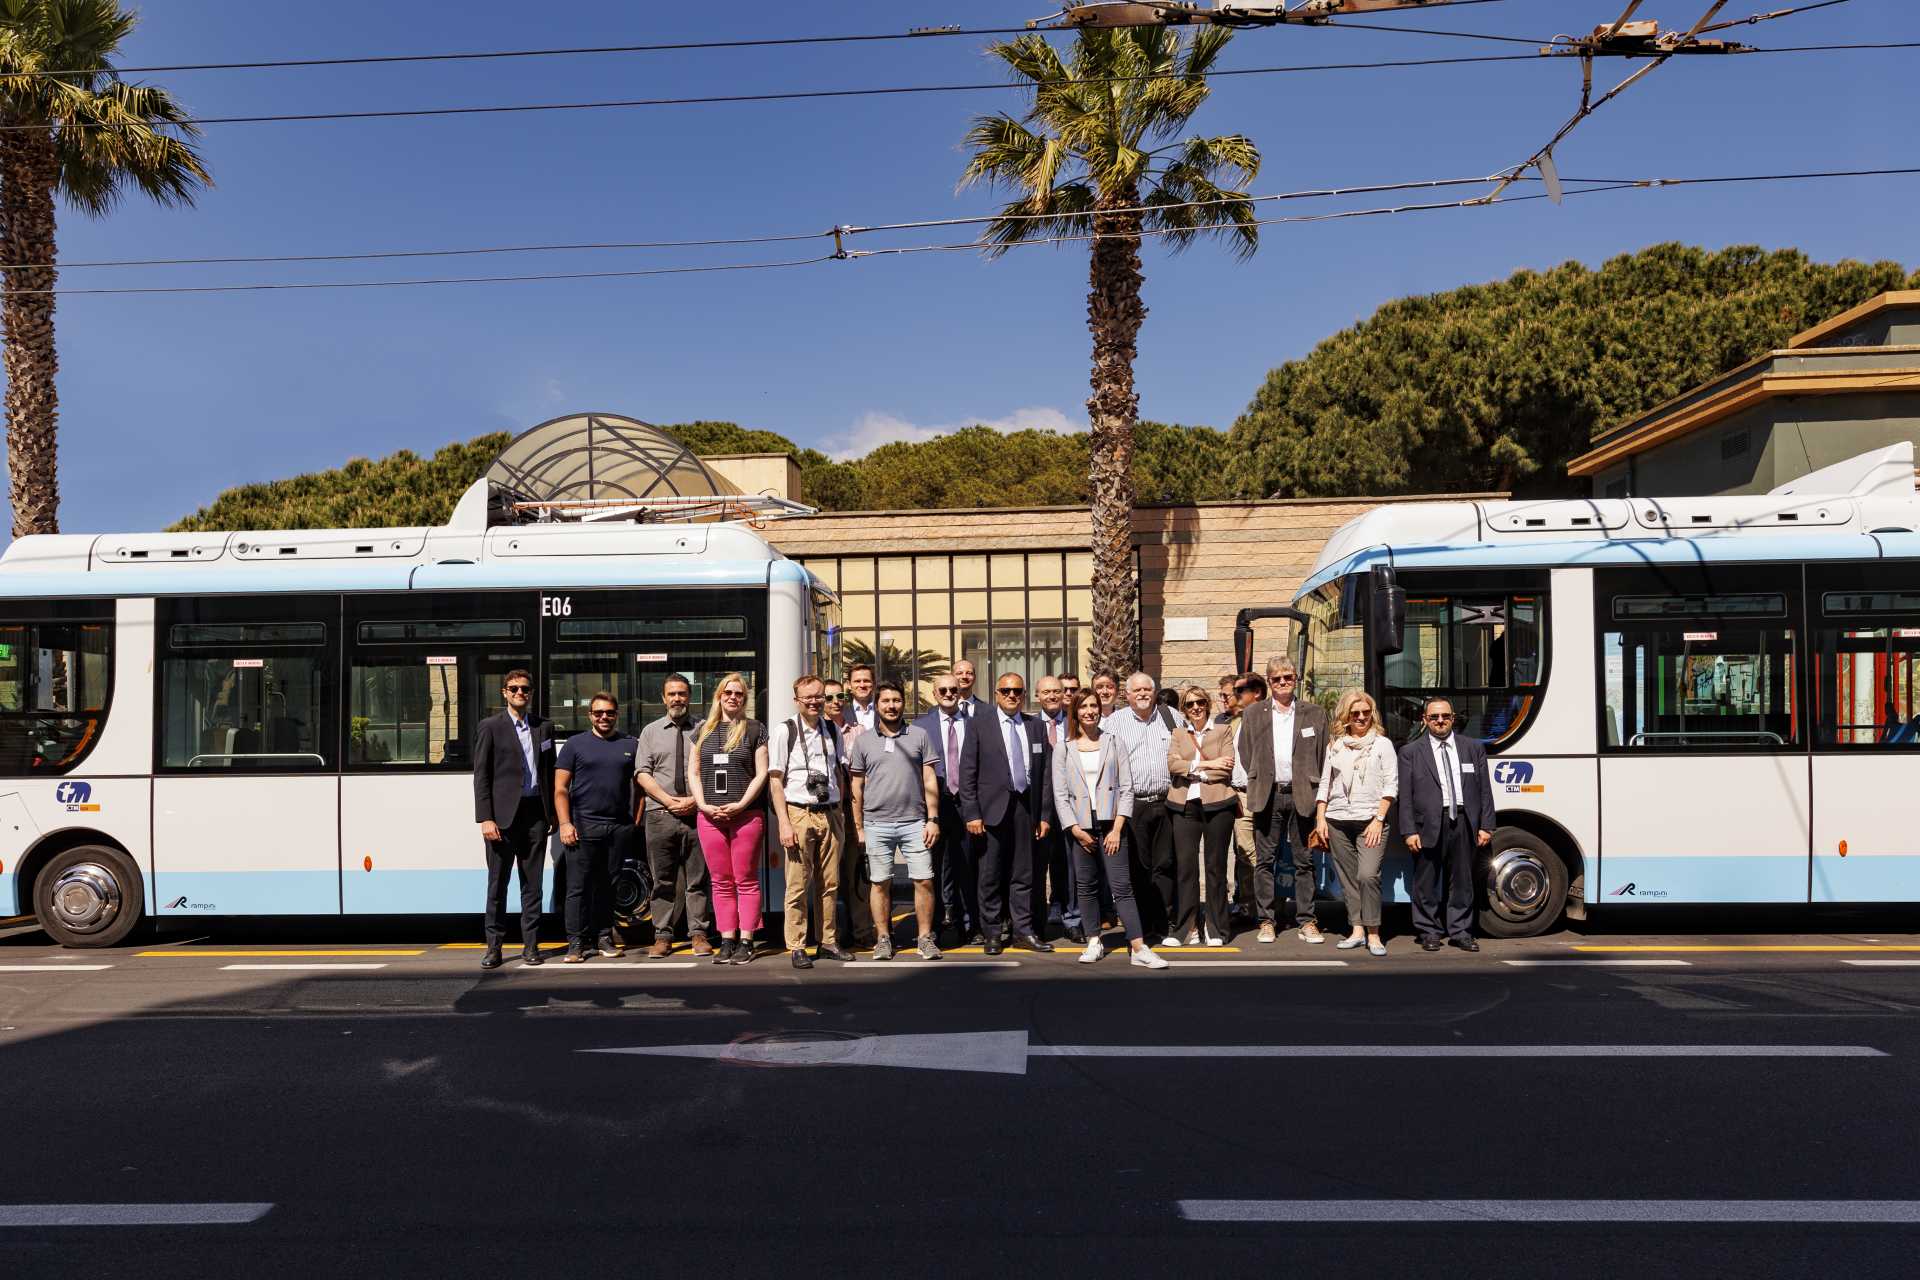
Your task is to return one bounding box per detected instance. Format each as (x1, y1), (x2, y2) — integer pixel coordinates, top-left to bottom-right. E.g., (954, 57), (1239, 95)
(1017, 934), (1055, 954)
(479, 948), (504, 970)
(520, 946), (545, 966)
(790, 947), (813, 970)
(1066, 924), (1087, 944)
(648, 937), (673, 958)
(1420, 937), (1444, 952)
(983, 937), (1005, 956)
(1448, 935), (1481, 953)
(690, 934), (714, 957)
(818, 943), (855, 962)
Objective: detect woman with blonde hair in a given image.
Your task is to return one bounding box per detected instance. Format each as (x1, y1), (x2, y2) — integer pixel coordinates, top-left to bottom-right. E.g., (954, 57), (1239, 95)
(1313, 688), (1398, 957)
(1167, 685), (1235, 946)
(688, 673), (772, 964)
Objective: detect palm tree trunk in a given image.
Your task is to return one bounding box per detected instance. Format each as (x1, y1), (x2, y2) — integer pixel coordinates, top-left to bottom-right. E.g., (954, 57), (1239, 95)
(1085, 194), (1146, 677)
(0, 125), (62, 538)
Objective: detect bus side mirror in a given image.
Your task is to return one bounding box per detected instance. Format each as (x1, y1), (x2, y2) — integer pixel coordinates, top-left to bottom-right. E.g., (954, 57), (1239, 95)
(1371, 569), (1405, 656)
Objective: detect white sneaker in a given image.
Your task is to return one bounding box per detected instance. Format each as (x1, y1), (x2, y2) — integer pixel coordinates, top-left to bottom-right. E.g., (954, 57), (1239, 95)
(1131, 945), (1170, 970)
(1204, 932), (1226, 947)
(1078, 938), (1107, 964)
(1159, 935), (1184, 949)
(1184, 930), (1200, 946)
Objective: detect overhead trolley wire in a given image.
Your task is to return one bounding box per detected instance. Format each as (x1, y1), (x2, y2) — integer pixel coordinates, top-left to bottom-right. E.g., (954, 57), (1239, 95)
(9, 165), (1918, 297)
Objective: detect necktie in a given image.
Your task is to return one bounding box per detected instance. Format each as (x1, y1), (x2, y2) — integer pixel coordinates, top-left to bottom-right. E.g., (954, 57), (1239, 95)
(1008, 716), (1028, 792)
(1440, 739), (1457, 820)
(1047, 715), (1058, 747)
(671, 722), (687, 795)
(945, 716), (959, 794)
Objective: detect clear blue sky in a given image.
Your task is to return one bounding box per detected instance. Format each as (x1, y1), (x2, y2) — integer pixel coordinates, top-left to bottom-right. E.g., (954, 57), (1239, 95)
(13, 0), (1917, 534)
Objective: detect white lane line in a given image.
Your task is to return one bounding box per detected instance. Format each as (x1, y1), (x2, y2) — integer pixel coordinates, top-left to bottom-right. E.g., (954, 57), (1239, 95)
(1503, 960), (1692, 968)
(220, 963), (388, 971)
(1028, 1044), (1886, 1059)
(1178, 1199), (1920, 1224)
(1842, 960), (1920, 967)
(842, 960), (1022, 968)
(511, 961), (700, 971)
(1169, 960), (1347, 969)
(0, 1202), (273, 1227)
(0, 964), (114, 972)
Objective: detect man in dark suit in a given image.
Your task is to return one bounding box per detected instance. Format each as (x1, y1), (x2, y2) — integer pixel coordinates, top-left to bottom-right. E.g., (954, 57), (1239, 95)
(472, 669), (557, 969)
(1239, 660), (1330, 944)
(957, 672), (1054, 955)
(1396, 696), (1495, 952)
(913, 678), (981, 947)
(951, 658), (989, 721)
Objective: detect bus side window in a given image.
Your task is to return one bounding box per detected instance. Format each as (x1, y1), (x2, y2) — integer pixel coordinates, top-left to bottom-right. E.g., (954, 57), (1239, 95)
(1810, 583), (1920, 749)
(0, 603), (113, 775)
(156, 598), (337, 772)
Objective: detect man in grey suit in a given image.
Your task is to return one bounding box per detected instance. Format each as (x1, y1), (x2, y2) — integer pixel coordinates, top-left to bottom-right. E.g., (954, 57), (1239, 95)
(472, 669), (556, 969)
(1396, 696), (1494, 952)
(1239, 658), (1330, 944)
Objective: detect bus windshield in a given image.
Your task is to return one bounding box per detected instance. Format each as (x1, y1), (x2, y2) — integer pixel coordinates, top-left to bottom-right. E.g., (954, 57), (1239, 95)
(1297, 579), (1367, 722)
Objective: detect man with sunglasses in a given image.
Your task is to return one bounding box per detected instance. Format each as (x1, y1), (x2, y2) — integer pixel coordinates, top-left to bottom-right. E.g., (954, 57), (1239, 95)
(555, 691), (637, 963)
(473, 670), (557, 970)
(1397, 697), (1493, 952)
(914, 677), (980, 946)
(957, 673), (1055, 954)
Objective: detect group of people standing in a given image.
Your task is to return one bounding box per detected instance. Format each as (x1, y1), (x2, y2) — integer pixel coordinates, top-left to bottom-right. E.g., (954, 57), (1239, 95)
(469, 654), (1497, 970)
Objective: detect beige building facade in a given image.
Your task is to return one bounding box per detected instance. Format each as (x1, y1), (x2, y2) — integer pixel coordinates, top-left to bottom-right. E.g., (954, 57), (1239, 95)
(766, 492), (1491, 707)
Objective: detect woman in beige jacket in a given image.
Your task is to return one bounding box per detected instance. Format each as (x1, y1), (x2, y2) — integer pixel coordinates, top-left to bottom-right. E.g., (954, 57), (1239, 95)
(1168, 685), (1236, 947)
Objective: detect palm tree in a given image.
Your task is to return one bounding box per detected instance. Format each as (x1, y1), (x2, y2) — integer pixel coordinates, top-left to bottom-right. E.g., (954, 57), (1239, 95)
(960, 27), (1258, 676)
(0, 0), (209, 537)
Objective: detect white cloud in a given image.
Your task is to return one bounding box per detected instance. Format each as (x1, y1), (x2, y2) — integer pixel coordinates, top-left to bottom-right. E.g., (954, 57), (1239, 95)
(824, 406), (1086, 460)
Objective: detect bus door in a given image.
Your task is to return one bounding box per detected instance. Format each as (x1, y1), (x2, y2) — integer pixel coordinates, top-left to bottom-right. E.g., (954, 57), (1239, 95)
(1595, 567), (1810, 903)
(152, 596), (342, 915)
(541, 589), (767, 909)
(338, 592), (539, 914)
(1808, 569), (1920, 903)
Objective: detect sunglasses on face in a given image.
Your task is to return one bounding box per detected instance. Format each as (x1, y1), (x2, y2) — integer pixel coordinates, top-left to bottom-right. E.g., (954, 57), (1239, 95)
(933, 687), (957, 696)
(721, 689), (746, 699)
(997, 686), (1024, 696)
(1183, 700), (1209, 709)
(505, 685), (531, 694)
(1425, 713), (1454, 722)
(589, 709), (617, 718)
(1272, 675), (1297, 684)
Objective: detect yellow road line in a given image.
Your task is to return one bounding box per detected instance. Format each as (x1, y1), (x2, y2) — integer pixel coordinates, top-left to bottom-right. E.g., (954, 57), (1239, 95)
(135, 949), (427, 958)
(439, 942), (567, 951)
(1574, 945), (1920, 953)
(942, 945), (1243, 955)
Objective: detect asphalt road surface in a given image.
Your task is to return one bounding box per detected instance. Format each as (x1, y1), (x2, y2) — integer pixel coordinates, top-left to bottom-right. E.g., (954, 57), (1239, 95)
(3, 907), (1920, 1277)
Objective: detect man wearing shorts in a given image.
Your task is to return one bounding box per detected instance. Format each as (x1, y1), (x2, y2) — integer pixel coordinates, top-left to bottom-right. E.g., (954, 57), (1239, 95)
(847, 680), (943, 961)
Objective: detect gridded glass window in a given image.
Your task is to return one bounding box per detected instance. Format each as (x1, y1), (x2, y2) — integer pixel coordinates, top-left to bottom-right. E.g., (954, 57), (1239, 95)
(990, 554), (1025, 588)
(877, 557), (912, 591)
(953, 555), (988, 589)
(1065, 553), (1093, 586)
(1029, 554), (1064, 588)
(839, 558), (876, 593)
(0, 602), (113, 775)
(918, 595), (952, 627)
(915, 557), (950, 591)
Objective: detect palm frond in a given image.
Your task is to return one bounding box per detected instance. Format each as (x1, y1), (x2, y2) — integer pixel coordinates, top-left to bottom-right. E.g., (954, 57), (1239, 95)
(53, 76), (209, 214)
(978, 181), (1096, 257)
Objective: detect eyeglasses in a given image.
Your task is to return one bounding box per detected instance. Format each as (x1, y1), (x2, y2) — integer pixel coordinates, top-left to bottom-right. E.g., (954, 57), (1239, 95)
(720, 688), (746, 699)
(1350, 709), (1374, 720)
(1272, 674), (1298, 684)
(996, 686), (1024, 696)
(933, 687), (957, 696)
(822, 691), (843, 700)
(504, 684), (531, 694)
(588, 708), (617, 718)
(797, 693), (824, 702)
(1425, 712), (1455, 722)
(1182, 700), (1209, 710)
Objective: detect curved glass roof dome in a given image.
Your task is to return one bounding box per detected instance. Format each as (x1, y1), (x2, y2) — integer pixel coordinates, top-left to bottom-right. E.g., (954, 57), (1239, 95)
(485, 412), (741, 505)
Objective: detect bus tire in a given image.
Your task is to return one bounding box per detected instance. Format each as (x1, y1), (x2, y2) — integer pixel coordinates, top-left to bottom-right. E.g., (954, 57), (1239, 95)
(1477, 828), (1567, 939)
(33, 845), (145, 949)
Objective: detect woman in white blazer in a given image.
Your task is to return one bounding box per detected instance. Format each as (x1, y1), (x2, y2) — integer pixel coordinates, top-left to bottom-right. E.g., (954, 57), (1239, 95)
(1053, 689), (1167, 969)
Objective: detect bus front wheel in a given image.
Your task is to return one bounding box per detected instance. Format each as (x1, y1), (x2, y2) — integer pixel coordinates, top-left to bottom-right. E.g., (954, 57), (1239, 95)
(1477, 829), (1568, 938)
(34, 845), (145, 949)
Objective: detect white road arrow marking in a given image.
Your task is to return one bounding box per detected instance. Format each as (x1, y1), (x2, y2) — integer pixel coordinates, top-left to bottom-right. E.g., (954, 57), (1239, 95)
(582, 1032), (1887, 1076)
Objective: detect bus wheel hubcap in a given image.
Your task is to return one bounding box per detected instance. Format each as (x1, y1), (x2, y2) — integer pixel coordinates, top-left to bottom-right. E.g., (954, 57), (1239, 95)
(1487, 850), (1549, 919)
(49, 864), (121, 932)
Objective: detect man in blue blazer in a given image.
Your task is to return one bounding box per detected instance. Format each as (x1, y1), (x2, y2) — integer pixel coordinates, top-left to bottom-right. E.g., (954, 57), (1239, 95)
(957, 672), (1055, 954)
(472, 669), (557, 969)
(913, 679), (981, 947)
(1396, 696), (1496, 952)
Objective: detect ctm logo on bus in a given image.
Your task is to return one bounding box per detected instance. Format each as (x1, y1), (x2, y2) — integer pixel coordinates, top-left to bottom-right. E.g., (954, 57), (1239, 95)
(1492, 761), (1543, 793)
(54, 781), (99, 812)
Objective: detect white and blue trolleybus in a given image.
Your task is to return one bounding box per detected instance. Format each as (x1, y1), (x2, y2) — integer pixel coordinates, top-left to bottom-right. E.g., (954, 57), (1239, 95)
(1270, 443), (1920, 936)
(0, 476), (834, 946)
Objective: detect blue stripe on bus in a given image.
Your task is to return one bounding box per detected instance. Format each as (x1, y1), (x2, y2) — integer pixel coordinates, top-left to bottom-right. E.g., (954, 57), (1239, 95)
(1812, 854), (1920, 902)
(1298, 531), (1920, 597)
(343, 868), (490, 915)
(1595, 855), (1808, 904)
(152, 871), (342, 916)
(0, 872), (17, 917)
